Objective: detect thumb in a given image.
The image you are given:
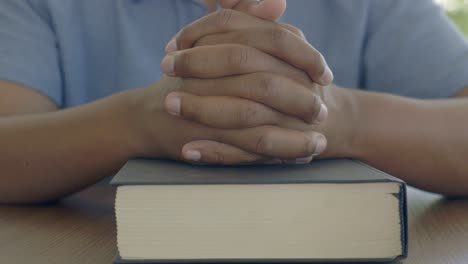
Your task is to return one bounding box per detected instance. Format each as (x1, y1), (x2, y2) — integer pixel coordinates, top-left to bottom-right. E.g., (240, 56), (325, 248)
(217, 0), (287, 21)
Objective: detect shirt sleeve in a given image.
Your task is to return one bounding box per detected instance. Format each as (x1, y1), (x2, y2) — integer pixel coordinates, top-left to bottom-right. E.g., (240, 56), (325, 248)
(0, 0), (62, 106)
(363, 0), (468, 98)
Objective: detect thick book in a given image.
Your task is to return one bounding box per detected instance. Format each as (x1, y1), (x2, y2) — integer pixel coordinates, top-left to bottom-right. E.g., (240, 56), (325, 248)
(111, 158), (407, 263)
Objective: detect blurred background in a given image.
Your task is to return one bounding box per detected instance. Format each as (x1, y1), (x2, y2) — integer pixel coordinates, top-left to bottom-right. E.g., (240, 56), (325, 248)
(436, 0), (468, 35)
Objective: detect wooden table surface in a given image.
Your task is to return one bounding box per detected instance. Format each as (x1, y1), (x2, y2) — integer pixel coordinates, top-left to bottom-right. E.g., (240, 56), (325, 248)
(1, 181), (467, 264)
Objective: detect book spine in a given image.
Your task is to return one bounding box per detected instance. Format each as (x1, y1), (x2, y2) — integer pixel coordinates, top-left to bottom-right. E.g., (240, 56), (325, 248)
(399, 183), (409, 258)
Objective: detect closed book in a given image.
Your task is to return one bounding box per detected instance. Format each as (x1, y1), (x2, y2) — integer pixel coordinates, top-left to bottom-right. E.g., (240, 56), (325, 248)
(111, 158), (407, 263)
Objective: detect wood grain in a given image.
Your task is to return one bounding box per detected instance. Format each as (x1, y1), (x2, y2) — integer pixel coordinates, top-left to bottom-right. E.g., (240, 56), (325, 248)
(0, 181), (467, 264)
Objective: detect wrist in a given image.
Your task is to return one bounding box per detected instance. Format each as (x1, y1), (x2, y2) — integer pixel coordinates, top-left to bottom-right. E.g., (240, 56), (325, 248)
(102, 89), (147, 159)
(118, 82), (172, 159)
(319, 84), (361, 159)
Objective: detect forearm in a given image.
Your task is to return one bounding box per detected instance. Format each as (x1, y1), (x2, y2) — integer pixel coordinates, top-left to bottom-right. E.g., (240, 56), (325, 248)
(337, 87), (468, 196)
(0, 92), (137, 204)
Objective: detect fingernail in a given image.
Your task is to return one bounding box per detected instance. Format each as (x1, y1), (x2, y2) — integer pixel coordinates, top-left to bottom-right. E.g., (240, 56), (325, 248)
(183, 150), (201, 161)
(295, 157), (312, 164)
(165, 38), (177, 53)
(319, 66), (334, 85)
(252, 0), (265, 5)
(249, 0), (265, 10)
(165, 93), (181, 116)
(315, 103), (328, 123)
(161, 55), (175, 76)
(314, 134), (327, 155)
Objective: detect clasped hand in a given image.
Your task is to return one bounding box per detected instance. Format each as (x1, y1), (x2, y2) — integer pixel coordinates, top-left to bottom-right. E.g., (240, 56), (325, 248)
(131, 7), (335, 165)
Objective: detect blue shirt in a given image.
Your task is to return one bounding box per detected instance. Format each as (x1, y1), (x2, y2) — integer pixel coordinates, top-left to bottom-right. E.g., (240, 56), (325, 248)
(0, 0), (467, 108)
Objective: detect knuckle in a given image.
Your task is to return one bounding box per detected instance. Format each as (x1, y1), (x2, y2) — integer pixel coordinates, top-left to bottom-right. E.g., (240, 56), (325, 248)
(177, 27), (193, 49)
(235, 31), (251, 45)
(237, 103), (260, 126)
(194, 36), (209, 47)
(254, 73), (277, 101)
(227, 45), (249, 70)
(291, 27), (305, 39)
(267, 27), (288, 52)
(213, 150), (226, 164)
(305, 139), (315, 156)
(317, 54), (327, 76)
(254, 131), (273, 154)
(303, 93), (321, 120)
(307, 52), (326, 79)
(304, 134), (320, 156)
(298, 29), (306, 39)
(215, 9), (234, 28)
(177, 52), (194, 74)
(194, 34), (221, 47)
(184, 99), (202, 119)
(282, 23), (305, 39)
